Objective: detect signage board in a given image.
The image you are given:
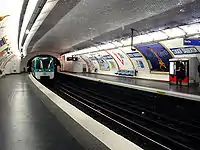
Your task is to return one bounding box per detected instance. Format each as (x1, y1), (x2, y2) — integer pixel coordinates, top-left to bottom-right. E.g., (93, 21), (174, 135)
(126, 52), (143, 58)
(103, 55), (113, 60)
(184, 39), (200, 46)
(66, 57), (78, 61)
(170, 47), (200, 55)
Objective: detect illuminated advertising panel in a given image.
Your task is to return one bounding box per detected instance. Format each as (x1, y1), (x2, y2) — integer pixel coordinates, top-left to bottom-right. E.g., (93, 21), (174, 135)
(107, 49), (134, 70)
(90, 52), (111, 71)
(0, 40), (4, 46)
(135, 43), (173, 72)
(96, 57), (110, 71)
(81, 55), (96, 72)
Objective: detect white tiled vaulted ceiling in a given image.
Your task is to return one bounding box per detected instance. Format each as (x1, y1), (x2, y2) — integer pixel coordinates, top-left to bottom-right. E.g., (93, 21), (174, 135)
(25, 0), (198, 54)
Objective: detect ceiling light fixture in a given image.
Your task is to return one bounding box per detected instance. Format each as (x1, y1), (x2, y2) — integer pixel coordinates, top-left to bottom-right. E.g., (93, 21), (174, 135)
(66, 22), (200, 56)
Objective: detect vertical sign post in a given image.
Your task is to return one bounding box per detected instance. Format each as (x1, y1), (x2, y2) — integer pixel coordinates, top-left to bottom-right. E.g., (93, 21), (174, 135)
(131, 29), (134, 51)
(131, 29), (138, 51)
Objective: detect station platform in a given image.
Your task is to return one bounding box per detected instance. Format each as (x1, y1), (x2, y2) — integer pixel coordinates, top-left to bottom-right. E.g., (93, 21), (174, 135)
(0, 74), (83, 150)
(60, 72), (200, 101)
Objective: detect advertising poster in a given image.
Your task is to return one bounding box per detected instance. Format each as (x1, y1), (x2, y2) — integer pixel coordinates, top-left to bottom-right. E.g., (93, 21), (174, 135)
(126, 51), (145, 70)
(109, 61), (116, 69)
(0, 39), (4, 47)
(103, 55), (116, 69)
(96, 57), (110, 71)
(135, 43), (173, 72)
(81, 55), (96, 72)
(90, 52), (118, 72)
(93, 53), (110, 71)
(135, 60), (145, 69)
(88, 56), (99, 72)
(0, 49), (6, 56)
(107, 49), (134, 70)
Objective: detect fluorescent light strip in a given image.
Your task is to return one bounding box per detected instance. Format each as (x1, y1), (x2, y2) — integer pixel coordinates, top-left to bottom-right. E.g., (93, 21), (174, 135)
(23, 0), (59, 56)
(179, 23), (200, 35)
(19, 0), (40, 46)
(111, 41), (124, 47)
(66, 23), (200, 56)
(163, 27), (185, 38)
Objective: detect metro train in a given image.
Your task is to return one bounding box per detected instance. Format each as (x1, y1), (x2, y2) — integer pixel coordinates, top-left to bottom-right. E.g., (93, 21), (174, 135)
(31, 56), (55, 79)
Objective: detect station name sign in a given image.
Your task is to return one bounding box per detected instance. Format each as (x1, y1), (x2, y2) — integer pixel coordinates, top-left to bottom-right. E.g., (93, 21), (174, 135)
(126, 52), (143, 58)
(184, 39), (200, 46)
(170, 47), (200, 55)
(66, 56), (78, 61)
(103, 55), (113, 60)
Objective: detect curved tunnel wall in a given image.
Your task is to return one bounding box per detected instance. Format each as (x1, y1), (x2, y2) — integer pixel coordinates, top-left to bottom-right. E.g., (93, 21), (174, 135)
(21, 51), (61, 72)
(62, 38), (200, 81)
(0, 54), (21, 75)
(27, 55), (61, 68)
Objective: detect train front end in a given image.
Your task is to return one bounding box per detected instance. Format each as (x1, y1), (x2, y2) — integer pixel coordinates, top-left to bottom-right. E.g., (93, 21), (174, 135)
(32, 56), (55, 80)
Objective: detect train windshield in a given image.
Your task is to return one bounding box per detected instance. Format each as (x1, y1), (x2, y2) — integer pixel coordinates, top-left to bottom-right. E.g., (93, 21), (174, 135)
(48, 60), (54, 69)
(35, 57), (53, 69)
(42, 58), (51, 69)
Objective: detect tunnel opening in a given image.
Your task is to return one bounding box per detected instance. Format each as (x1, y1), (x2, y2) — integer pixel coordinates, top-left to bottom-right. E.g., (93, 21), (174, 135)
(26, 55), (61, 74)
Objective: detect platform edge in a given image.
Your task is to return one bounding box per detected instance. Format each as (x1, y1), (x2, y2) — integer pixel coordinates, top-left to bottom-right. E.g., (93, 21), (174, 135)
(61, 72), (200, 102)
(29, 74), (142, 150)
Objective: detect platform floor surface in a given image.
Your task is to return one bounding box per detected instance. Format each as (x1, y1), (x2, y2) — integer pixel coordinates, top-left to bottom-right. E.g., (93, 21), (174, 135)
(0, 74), (83, 150)
(71, 73), (200, 96)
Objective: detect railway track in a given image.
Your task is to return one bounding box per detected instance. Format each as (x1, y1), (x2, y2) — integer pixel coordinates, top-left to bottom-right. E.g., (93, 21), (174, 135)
(41, 77), (200, 150)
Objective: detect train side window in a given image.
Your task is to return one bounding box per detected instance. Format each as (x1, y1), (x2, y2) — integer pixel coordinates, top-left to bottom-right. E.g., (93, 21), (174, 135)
(43, 58), (50, 69)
